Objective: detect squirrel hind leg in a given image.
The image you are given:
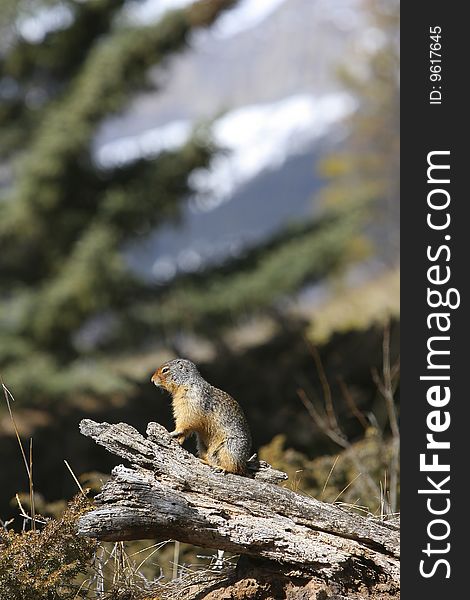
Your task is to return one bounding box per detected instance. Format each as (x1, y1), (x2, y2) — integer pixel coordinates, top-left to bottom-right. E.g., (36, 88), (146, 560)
(196, 435), (208, 461)
(210, 445), (246, 475)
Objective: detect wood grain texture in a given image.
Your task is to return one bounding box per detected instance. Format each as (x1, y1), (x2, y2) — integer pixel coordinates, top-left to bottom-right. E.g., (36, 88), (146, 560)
(78, 419), (399, 596)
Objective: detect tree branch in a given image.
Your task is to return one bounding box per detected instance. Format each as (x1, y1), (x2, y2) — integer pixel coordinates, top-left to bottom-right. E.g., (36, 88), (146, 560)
(77, 419), (399, 594)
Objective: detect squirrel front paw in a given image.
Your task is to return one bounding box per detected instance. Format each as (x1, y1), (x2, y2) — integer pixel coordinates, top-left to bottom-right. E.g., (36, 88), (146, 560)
(169, 430), (185, 444)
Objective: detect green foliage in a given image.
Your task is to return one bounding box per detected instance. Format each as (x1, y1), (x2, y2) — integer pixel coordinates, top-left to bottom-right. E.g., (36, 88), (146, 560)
(127, 207), (370, 335)
(0, 1), (127, 158)
(0, 3), (399, 594)
(0, 495), (97, 600)
(0, 0), (397, 409)
(0, 1), (237, 404)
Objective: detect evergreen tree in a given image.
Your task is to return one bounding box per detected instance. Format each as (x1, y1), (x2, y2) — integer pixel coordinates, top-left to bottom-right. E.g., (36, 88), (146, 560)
(0, 0), (369, 407)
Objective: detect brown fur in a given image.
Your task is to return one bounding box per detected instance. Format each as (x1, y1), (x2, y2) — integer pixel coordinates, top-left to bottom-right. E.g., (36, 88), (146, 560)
(151, 361), (251, 474)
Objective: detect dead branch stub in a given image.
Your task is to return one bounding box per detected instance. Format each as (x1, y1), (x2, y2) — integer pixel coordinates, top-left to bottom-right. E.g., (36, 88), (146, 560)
(77, 420), (400, 599)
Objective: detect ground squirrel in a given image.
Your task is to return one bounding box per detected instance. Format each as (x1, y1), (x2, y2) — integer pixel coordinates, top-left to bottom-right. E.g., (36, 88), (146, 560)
(151, 358), (252, 475)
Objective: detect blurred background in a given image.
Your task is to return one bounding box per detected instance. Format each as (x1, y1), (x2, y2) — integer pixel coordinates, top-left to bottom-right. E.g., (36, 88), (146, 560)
(0, 0), (399, 539)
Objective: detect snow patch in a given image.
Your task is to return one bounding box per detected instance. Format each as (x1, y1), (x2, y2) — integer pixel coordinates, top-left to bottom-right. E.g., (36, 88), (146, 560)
(95, 119), (193, 168)
(95, 92), (355, 211)
(126, 0), (286, 39)
(202, 0), (287, 40)
(190, 93), (354, 212)
(124, 0), (194, 25)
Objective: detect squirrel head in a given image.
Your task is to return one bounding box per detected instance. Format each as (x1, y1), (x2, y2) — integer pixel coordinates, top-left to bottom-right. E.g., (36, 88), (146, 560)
(151, 358), (201, 393)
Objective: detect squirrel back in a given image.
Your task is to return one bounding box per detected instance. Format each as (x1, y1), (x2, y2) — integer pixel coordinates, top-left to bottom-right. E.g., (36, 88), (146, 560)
(151, 358), (252, 474)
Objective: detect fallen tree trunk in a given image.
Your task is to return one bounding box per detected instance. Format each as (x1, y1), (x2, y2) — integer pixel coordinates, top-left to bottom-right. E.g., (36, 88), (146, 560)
(78, 420), (400, 599)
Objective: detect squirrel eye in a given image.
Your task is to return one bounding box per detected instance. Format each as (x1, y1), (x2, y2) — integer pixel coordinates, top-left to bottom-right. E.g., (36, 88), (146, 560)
(161, 366), (169, 374)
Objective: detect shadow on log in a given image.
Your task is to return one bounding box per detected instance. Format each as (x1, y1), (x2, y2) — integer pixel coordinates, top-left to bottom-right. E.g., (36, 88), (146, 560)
(78, 420), (400, 599)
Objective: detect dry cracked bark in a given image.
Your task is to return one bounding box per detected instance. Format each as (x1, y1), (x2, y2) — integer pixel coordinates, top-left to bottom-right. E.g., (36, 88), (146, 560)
(77, 420), (400, 599)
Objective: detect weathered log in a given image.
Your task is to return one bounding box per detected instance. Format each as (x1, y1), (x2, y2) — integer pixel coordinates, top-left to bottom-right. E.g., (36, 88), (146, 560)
(78, 420), (399, 597)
